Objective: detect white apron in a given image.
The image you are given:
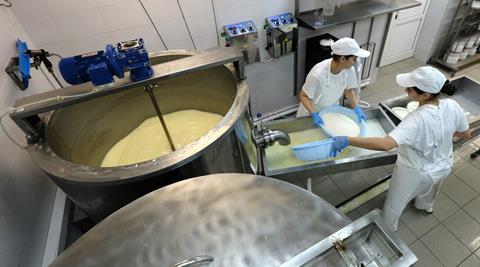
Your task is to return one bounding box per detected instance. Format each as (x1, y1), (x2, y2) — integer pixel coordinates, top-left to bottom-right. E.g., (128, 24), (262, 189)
(382, 104), (451, 231)
(296, 60), (347, 117)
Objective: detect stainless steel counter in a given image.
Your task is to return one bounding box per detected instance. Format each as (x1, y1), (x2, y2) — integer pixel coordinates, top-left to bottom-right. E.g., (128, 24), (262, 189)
(296, 0), (421, 31)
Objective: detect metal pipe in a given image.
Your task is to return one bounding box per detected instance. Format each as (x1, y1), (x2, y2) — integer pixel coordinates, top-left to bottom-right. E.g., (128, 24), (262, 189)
(144, 83), (176, 151)
(269, 129), (291, 146)
(254, 126), (291, 147)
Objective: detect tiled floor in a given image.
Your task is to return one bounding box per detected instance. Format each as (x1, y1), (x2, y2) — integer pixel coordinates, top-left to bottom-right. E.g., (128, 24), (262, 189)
(311, 58), (480, 266)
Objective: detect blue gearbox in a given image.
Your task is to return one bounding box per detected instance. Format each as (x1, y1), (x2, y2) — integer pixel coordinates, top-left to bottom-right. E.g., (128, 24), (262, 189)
(59, 38), (153, 86)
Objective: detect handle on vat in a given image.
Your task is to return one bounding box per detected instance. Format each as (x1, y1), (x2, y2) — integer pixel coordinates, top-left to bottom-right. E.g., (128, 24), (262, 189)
(172, 255), (214, 267)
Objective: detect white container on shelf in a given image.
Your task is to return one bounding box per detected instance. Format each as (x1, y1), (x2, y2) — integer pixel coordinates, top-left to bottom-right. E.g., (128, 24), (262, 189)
(473, 0), (480, 9)
(446, 52), (460, 64)
(460, 50), (469, 60)
(468, 46), (478, 56)
(466, 40), (476, 49)
(451, 39), (466, 52)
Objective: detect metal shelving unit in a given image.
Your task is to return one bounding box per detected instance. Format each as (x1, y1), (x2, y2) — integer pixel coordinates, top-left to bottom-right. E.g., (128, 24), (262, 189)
(431, 0), (480, 75)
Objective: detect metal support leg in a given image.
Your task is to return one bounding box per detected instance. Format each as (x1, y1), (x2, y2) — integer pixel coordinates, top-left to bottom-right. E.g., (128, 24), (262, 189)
(307, 177), (312, 192)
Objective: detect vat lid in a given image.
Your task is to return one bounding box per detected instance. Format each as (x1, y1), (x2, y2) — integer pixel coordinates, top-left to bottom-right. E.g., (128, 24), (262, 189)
(51, 173), (350, 266)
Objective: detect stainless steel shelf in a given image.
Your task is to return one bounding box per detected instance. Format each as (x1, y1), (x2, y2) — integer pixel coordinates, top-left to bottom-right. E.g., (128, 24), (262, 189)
(295, 0), (420, 31)
(431, 53), (480, 73)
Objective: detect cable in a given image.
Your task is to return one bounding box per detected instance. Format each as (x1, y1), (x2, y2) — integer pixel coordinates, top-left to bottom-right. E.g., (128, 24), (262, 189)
(0, 0), (12, 7)
(177, 0), (197, 50)
(138, 0), (168, 50)
(210, 0), (221, 47)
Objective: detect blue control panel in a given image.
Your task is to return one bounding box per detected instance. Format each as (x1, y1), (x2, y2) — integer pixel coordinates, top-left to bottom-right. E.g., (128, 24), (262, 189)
(223, 20), (257, 38)
(266, 13), (296, 28)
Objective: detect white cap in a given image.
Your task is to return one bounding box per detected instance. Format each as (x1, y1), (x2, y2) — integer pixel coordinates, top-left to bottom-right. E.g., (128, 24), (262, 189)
(396, 66), (447, 94)
(331, 37), (370, 57)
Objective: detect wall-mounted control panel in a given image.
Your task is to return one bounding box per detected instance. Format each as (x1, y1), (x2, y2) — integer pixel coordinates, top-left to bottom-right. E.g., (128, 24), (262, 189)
(265, 13), (298, 58)
(223, 21), (258, 38)
(222, 20), (259, 64)
(266, 13), (296, 29)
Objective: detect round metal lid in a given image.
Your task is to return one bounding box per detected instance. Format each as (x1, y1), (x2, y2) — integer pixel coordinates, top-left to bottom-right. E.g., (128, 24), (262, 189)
(51, 174), (350, 267)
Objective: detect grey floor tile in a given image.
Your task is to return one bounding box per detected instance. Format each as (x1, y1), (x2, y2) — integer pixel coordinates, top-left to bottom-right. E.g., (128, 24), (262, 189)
(441, 173), (478, 207)
(404, 57), (423, 66)
(459, 254), (480, 267)
(358, 166), (391, 186)
(311, 177), (347, 206)
(420, 224), (471, 267)
(345, 210), (362, 221)
(391, 60), (411, 70)
(397, 220), (417, 245)
(355, 193), (386, 216)
(400, 65), (418, 73)
(401, 203), (440, 237)
(409, 240), (443, 267)
(469, 156), (480, 171)
(453, 154), (469, 172)
(331, 171), (369, 198)
(457, 143), (480, 160)
(380, 65), (401, 74)
(307, 175), (330, 186)
(455, 163), (480, 194)
(464, 196), (480, 223)
(377, 75), (398, 88)
(476, 248), (480, 259)
(432, 192), (460, 221)
(444, 209), (480, 251)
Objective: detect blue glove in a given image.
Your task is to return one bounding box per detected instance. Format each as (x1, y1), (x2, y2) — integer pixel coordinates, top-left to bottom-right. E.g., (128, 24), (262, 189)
(330, 136), (349, 157)
(311, 112), (324, 127)
(354, 106), (366, 122)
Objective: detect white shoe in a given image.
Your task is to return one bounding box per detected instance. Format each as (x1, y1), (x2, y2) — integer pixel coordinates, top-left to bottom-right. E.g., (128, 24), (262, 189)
(425, 207), (433, 214)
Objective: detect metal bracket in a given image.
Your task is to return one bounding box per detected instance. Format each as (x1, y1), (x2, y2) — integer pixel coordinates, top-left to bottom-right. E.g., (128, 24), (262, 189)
(279, 209), (417, 267)
(9, 48), (245, 143)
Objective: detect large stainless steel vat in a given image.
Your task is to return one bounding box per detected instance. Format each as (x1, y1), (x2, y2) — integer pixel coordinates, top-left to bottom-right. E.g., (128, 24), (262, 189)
(23, 50), (255, 222)
(49, 173), (351, 267)
(49, 174), (417, 267)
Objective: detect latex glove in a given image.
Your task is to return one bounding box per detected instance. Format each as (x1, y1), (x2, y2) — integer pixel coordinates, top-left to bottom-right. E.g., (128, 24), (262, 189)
(330, 136), (349, 157)
(354, 106), (366, 122)
(311, 112), (324, 127)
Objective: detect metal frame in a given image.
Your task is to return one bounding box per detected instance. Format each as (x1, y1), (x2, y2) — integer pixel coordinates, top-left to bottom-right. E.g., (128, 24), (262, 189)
(10, 48), (245, 143)
(280, 209), (418, 267)
(259, 107), (398, 179)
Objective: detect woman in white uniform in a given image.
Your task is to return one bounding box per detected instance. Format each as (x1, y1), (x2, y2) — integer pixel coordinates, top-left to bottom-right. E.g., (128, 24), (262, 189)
(297, 37), (370, 126)
(330, 66), (471, 231)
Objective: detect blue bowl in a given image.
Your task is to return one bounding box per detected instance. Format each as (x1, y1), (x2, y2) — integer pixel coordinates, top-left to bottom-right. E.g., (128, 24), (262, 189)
(318, 105), (366, 137)
(292, 138), (335, 161)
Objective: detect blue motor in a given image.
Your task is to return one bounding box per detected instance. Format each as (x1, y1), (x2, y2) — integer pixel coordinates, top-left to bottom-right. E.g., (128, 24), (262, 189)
(59, 38), (153, 86)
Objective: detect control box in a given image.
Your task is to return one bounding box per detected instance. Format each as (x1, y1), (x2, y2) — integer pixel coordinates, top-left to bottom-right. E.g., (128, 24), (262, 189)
(265, 13), (298, 58)
(222, 20), (258, 64)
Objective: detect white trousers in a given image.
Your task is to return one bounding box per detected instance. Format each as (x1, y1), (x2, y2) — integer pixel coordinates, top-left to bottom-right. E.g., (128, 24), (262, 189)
(382, 164), (451, 231)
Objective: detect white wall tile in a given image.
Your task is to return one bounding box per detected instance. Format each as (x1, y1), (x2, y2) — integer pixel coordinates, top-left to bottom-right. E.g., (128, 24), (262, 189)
(216, 7), (250, 27)
(9, 0), (51, 20)
(154, 19), (190, 43)
(141, 0), (182, 22)
(194, 34), (219, 50)
(0, 7), (17, 37)
(45, 0), (97, 14)
(99, 2), (149, 31)
(165, 39), (195, 50)
(110, 24), (164, 51)
(95, 0), (136, 7)
(55, 8), (109, 39)
(185, 14), (217, 38)
(20, 16), (65, 45)
(179, 0), (213, 17)
(213, 0), (246, 12)
(67, 33), (114, 54)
